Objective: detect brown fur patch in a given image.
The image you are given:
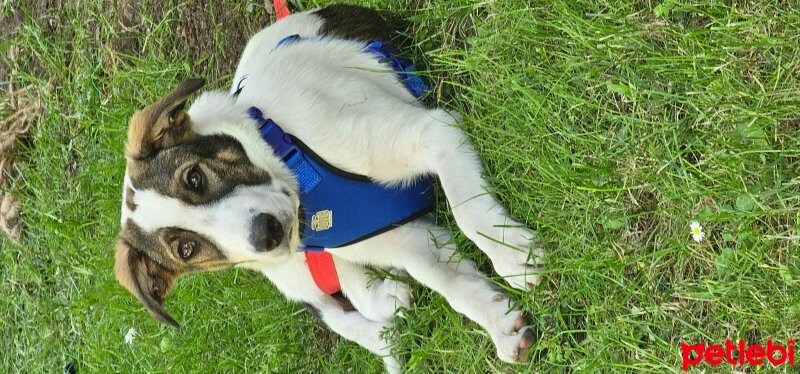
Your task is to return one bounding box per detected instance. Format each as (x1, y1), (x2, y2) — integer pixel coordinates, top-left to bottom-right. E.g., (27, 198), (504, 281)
(215, 147), (243, 163)
(115, 236), (180, 328)
(124, 111), (151, 159)
(125, 78), (205, 160)
(114, 239), (136, 296)
(125, 187), (137, 211)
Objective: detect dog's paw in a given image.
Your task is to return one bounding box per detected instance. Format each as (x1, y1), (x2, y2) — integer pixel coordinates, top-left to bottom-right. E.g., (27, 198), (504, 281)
(491, 309), (538, 363)
(383, 354), (403, 374)
(485, 225), (545, 291)
(383, 270), (412, 311)
(368, 271), (411, 321)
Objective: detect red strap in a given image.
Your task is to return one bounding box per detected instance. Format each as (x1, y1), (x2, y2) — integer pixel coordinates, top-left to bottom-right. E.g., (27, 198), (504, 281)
(274, 0), (290, 20)
(304, 251), (341, 295)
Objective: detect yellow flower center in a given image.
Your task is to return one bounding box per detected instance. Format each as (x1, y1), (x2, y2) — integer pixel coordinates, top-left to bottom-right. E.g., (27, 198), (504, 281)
(692, 227), (701, 235)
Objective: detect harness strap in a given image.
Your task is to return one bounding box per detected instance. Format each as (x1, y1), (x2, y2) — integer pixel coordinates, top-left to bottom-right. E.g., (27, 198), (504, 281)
(363, 40), (429, 98)
(250, 107), (321, 193)
(274, 0), (290, 20)
(304, 247), (341, 295)
(250, 107), (338, 294)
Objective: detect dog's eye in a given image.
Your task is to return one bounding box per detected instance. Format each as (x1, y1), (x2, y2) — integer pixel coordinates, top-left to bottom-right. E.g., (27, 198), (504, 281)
(186, 166), (206, 193)
(177, 240), (197, 259)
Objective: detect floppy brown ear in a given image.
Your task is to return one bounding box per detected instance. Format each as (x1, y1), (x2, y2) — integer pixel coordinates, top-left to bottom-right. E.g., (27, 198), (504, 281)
(115, 237), (181, 328)
(125, 78), (206, 160)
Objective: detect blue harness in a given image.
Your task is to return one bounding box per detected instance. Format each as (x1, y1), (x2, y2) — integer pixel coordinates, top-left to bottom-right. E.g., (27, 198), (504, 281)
(244, 36), (434, 252)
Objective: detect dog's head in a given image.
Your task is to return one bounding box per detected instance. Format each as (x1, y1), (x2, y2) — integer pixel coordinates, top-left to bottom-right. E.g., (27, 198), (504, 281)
(115, 79), (300, 327)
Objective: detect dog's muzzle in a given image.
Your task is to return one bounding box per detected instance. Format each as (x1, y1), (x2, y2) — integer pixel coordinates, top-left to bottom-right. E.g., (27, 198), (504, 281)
(250, 213), (285, 251)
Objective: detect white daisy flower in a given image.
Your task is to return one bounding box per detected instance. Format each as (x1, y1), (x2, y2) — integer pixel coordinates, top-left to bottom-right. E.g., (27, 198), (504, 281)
(690, 221), (705, 242)
(124, 327), (138, 346)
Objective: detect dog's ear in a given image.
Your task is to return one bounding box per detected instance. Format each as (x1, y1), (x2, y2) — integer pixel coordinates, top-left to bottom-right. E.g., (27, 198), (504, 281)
(126, 78), (206, 160)
(114, 237), (181, 328)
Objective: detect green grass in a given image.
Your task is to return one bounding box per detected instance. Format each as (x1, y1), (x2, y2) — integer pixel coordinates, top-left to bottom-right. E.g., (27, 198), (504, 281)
(2, 0), (800, 372)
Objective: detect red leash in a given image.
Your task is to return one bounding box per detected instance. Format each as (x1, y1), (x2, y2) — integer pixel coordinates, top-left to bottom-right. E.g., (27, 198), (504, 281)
(274, 0), (290, 20)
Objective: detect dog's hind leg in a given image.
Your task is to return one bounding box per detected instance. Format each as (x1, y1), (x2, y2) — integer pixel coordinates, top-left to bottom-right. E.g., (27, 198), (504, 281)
(330, 218), (537, 364)
(261, 257), (401, 372)
(409, 109), (545, 291)
(309, 300), (401, 374)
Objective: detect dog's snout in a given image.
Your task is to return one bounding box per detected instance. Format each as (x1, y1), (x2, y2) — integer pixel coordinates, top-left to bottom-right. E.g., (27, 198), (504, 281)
(251, 213), (285, 252)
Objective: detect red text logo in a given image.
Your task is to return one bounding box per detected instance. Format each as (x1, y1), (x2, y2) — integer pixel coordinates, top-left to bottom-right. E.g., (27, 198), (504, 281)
(681, 339), (795, 371)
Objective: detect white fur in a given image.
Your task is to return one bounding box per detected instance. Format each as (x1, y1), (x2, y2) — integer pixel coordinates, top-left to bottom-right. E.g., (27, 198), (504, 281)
(123, 9), (545, 372)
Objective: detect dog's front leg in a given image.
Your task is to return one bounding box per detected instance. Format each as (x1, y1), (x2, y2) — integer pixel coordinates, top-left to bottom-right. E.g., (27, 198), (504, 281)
(330, 218), (536, 363)
(310, 300), (401, 374)
(415, 109), (545, 291)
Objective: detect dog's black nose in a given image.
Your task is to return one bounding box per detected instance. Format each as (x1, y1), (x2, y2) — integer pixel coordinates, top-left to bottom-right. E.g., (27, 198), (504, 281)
(251, 213), (284, 252)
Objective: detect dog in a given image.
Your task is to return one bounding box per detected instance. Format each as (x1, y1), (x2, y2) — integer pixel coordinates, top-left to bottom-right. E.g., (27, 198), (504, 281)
(114, 4), (544, 372)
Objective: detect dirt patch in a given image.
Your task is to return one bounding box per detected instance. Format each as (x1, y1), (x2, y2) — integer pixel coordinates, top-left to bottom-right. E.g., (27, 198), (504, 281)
(109, 0), (272, 80)
(109, 0), (151, 56)
(2, 1), (74, 88)
(0, 5), (25, 90)
(175, 2), (271, 78)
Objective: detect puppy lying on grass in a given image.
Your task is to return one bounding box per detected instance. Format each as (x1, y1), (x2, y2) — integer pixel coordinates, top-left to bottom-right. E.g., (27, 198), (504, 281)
(114, 4), (544, 372)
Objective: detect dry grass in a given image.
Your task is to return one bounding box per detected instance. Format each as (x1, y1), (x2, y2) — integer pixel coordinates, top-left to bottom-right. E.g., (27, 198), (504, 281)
(0, 45), (42, 242)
